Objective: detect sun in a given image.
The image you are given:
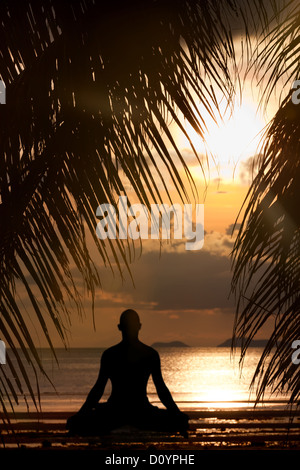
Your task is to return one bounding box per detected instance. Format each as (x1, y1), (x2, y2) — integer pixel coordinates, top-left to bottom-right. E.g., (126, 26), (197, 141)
(205, 102), (265, 164)
(180, 99), (266, 181)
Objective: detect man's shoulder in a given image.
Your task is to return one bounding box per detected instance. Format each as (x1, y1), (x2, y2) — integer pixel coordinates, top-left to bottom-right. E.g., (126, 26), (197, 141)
(139, 342), (160, 358)
(101, 343), (122, 359)
(101, 341), (160, 360)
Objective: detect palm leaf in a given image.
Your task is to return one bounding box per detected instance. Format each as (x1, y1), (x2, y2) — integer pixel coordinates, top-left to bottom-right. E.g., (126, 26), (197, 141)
(231, 91), (300, 405)
(0, 0), (249, 417)
(231, 0), (300, 407)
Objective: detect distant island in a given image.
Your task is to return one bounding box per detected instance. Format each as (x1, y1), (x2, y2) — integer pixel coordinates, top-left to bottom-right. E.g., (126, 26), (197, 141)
(151, 341), (190, 348)
(218, 338), (268, 348)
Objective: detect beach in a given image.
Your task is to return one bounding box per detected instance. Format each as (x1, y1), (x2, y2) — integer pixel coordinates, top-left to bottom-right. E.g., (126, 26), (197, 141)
(1, 347), (299, 455)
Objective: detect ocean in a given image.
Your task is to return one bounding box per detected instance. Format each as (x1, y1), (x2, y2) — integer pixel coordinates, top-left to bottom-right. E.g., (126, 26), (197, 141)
(3, 347), (289, 413)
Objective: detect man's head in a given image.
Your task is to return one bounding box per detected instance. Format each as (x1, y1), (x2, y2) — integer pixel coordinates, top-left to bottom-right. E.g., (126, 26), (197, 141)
(118, 309), (141, 338)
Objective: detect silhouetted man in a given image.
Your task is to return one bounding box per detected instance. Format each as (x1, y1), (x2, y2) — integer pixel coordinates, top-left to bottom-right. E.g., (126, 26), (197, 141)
(67, 309), (189, 436)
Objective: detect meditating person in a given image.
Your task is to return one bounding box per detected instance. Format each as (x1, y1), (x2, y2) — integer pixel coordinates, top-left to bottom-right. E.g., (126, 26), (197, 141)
(66, 309), (189, 436)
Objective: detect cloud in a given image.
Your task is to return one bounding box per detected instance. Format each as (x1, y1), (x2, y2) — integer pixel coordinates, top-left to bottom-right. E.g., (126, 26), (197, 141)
(239, 154), (262, 185)
(84, 219), (242, 319)
(13, 216), (243, 347)
(93, 247), (235, 314)
(225, 223), (241, 236)
(202, 230), (234, 256)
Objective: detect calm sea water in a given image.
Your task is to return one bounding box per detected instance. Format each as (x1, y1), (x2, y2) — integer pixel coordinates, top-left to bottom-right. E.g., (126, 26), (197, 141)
(4, 347), (289, 412)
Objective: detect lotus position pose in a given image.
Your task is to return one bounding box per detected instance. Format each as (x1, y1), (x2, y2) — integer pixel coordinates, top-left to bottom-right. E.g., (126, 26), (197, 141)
(67, 309), (189, 436)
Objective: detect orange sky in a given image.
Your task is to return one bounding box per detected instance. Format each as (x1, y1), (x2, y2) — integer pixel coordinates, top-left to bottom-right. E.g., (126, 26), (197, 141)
(36, 156), (269, 348)
(53, 177), (273, 349)
(23, 39), (285, 349)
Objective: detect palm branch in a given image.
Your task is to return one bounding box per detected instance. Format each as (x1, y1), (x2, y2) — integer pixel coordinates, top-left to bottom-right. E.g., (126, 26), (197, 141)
(0, 0), (246, 416)
(231, 0), (300, 406)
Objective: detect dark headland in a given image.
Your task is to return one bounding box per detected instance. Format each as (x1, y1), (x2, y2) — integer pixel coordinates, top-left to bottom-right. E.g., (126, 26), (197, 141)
(218, 338), (268, 347)
(151, 341), (190, 348)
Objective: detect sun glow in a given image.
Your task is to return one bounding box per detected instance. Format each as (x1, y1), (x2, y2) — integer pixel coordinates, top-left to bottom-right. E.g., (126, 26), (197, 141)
(203, 388), (241, 405)
(181, 100), (266, 181)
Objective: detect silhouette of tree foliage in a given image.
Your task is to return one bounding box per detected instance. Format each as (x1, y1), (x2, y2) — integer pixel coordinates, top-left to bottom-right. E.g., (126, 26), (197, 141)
(0, 0), (244, 415)
(231, 0), (300, 407)
(0, 0), (298, 419)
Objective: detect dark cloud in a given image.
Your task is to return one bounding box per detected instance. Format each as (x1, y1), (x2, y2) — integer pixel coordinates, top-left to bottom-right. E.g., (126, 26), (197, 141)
(239, 154), (262, 185)
(94, 248), (235, 312)
(225, 223), (241, 236)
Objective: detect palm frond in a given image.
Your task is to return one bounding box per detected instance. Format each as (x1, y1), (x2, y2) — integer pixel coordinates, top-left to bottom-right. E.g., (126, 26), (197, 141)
(231, 92), (300, 405)
(0, 0), (247, 414)
(247, 0), (300, 108)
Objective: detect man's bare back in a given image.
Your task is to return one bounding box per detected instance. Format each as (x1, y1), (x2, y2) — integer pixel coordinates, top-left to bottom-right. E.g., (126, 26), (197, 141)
(66, 310), (189, 436)
(102, 341), (159, 408)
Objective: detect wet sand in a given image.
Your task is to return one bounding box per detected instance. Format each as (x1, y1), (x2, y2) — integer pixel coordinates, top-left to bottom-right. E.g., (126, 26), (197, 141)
(1, 404), (300, 452)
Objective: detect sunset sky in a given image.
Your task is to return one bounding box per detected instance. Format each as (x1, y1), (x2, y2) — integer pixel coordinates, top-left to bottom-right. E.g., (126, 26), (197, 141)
(3, 3), (300, 455)
(16, 18), (289, 351)
(39, 62), (282, 350)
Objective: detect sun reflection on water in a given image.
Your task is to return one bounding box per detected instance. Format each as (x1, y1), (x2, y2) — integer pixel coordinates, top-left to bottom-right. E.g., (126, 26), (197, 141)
(148, 347), (285, 409)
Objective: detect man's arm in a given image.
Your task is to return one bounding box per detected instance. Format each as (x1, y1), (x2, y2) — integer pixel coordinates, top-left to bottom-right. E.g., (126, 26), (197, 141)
(151, 351), (180, 413)
(79, 351), (109, 412)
